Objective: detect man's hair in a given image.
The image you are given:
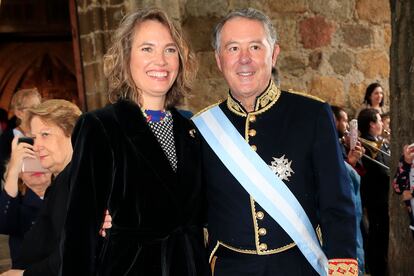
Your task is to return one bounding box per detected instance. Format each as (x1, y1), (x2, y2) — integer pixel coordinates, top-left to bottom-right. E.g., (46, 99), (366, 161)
(330, 105), (346, 121)
(363, 82), (384, 107)
(357, 108), (380, 136)
(212, 8), (278, 51)
(104, 7), (197, 108)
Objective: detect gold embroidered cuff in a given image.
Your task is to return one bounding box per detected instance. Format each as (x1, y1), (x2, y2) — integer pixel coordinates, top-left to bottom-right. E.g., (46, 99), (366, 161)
(328, 258), (358, 275)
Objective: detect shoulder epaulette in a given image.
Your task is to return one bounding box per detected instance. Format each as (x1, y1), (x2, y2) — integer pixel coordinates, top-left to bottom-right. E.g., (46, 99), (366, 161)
(192, 100), (223, 118)
(286, 89), (325, 103)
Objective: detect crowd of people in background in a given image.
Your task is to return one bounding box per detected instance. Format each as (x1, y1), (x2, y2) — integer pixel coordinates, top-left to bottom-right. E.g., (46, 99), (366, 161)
(0, 6), (412, 276)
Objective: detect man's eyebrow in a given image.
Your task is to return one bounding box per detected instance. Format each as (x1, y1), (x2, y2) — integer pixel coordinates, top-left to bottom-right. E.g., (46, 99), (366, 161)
(223, 39), (264, 48)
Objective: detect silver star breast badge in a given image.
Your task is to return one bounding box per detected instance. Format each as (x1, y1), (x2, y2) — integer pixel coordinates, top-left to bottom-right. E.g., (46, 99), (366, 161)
(269, 155), (294, 181)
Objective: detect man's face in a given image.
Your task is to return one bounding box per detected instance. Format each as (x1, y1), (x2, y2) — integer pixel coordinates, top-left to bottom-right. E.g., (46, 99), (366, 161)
(336, 110), (349, 137)
(215, 17), (279, 101)
(370, 113), (383, 137)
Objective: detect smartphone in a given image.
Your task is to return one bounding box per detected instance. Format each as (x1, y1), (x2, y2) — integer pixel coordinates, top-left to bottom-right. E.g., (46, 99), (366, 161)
(17, 136), (48, 173)
(349, 119), (358, 150)
(18, 137), (34, 145)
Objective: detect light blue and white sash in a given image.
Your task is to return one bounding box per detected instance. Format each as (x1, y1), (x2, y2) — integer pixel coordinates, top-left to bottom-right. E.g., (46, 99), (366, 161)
(193, 106), (328, 275)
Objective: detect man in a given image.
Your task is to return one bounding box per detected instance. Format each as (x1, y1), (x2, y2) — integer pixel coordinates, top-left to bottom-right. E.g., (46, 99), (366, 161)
(357, 108), (390, 276)
(331, 105), (365, 275)
(193, 8), (357, 275)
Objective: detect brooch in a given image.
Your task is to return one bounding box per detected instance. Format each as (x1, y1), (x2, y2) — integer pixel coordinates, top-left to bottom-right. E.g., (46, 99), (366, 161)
(269, 155), (294, 181)
(189, 129), (196, 138)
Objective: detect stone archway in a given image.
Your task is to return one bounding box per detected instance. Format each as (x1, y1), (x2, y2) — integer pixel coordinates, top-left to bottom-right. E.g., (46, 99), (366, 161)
(0, 42), (80, 111)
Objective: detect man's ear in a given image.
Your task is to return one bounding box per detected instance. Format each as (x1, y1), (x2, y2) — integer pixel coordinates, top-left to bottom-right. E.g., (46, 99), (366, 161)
(272, 44), (280, 66)
(215, 51), (223, 72)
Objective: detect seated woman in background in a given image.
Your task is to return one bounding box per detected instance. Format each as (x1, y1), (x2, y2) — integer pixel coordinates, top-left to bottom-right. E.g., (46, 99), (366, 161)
(0, 137), (52, 267)
(393, 143), (414, 237)
(0, 99), (81, 276)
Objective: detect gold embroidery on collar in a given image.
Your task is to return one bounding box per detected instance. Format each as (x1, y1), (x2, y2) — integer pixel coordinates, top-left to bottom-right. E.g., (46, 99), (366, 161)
(226, 81), (281, 117)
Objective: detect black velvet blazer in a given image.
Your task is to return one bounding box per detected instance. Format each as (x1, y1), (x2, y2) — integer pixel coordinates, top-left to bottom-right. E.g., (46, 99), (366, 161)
(60, 100), (208, 276)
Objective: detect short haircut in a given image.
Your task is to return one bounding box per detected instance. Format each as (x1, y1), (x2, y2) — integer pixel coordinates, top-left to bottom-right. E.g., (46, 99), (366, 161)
(27, 99), (82, 137)
(357, 108), (380, 136)
(212, 8), (278, 51)
(10, 88), (41, 111)
(330, 105), (346, 121)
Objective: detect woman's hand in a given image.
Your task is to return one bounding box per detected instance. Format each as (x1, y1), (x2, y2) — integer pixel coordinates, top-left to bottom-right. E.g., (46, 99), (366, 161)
(0, 269), (24, 276)
(99, 209), (113, 238)
(3, 136), (36, 197)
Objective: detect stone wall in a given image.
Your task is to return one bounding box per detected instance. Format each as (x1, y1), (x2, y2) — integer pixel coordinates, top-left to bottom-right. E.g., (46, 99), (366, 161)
(78, 0), (390, 118)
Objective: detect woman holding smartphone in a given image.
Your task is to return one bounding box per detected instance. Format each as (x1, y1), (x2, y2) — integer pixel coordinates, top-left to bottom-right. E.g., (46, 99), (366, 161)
(0, 136), (51, 267)
(0, 99), (81, 276)
(59, 8), (208, 276)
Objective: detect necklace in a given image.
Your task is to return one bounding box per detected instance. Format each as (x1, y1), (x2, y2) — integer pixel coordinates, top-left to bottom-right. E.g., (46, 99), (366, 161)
(142, 109), (171, 123)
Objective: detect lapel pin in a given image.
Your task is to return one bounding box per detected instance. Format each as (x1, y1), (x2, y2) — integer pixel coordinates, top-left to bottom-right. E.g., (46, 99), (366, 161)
(189, 129), (196, 138)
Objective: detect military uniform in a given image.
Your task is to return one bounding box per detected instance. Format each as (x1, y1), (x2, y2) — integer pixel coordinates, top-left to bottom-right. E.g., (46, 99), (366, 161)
(201, 81), (357, 275)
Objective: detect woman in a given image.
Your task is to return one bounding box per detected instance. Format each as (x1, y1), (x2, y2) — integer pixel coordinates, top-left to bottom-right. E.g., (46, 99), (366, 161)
(60, 8), (208, 275)
(1, 99), (81, 276)
(392, 143), (414, 237)
(0, 136), (52, 267)
(0, 88), (41, 181)
(362, 82), (386, 114)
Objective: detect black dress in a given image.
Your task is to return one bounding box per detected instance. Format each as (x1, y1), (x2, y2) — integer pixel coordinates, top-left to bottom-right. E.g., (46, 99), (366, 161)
(14, 166), (71, 276)
(60, 100), (209, 276)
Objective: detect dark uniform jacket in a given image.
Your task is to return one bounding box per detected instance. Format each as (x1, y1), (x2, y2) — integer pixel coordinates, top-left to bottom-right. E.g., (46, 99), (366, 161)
(60, 100), (208, 276)
(202, 81), (356, 271)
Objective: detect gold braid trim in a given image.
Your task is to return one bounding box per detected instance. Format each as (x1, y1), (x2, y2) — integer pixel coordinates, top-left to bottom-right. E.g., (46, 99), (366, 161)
(192, 101), (224, 118)
(328, 258), (358, 276)
(286, 88), (325, 103)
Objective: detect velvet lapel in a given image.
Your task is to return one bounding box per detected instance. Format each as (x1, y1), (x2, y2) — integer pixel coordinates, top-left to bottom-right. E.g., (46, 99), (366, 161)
(171, 109), (200, 207)
(112, 100), (177, 187)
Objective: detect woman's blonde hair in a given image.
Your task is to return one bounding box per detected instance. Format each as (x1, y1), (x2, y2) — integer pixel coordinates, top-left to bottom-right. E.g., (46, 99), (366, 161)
(10, 87), (41, 111)
(27, 99), (82, 137)
(104, 7), (197, 108)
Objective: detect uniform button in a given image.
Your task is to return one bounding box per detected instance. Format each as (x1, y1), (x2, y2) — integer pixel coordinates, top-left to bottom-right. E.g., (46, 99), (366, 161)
(248, 129), (257, 137)
(259, 243), (268, 251)
(251, 145), (257, 151)
(256, 211), (264, 220)
(249, 115), (256, 123)
(258, 228), (267, 236)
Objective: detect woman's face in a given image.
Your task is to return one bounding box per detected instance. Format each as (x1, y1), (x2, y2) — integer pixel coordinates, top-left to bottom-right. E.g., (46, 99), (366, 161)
(129, 20), (179, 107)
(21, 171), (52, 191)
(369, 86), (383, 107)
(30, 116), (73, 175)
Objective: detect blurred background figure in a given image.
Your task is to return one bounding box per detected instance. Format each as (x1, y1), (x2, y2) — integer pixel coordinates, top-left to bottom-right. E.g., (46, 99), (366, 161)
(357, 108), (390, 276)
(0, 108), (8, 135)
(392, 143), (414, 238)
(380, 112), (391, 146)
(0, 99), (81, 276)
(362, 82), (386, 114)
(0, 88), (41, 181)
(331, 105), (365, 275)
(0, 136), (52, 267)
